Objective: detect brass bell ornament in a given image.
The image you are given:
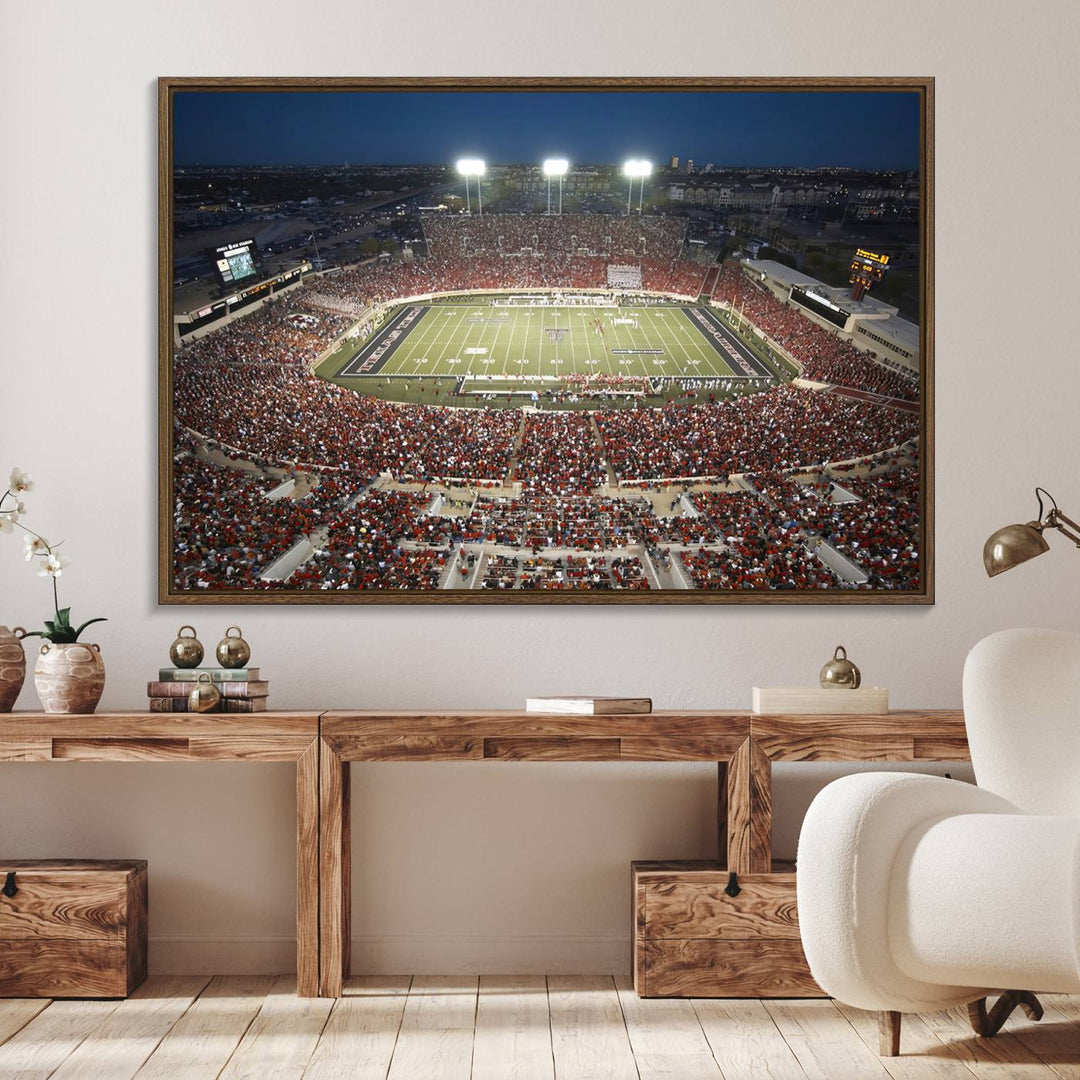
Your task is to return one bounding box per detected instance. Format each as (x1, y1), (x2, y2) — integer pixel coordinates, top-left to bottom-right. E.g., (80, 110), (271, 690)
(216, 626), (251, 669)
(820, 645), (861, 689)
(169, 625), (204, 669)
(188, 672), (221, 713)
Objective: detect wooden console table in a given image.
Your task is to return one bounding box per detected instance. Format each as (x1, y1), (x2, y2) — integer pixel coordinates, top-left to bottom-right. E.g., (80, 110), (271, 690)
(0, 712), (322, 997)
(318, 708), (969, 998)
(1, 708), (971, 999)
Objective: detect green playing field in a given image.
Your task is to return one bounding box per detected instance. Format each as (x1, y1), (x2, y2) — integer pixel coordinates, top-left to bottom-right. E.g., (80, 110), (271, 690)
(327, 303), (773, 383)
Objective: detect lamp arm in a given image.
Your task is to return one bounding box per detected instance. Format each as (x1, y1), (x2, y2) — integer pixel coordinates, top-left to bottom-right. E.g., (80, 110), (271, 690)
(1048, 509), (1080, 548)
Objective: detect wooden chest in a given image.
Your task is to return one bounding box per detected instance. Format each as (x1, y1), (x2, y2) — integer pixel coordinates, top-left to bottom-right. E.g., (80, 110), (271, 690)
(0, 859), (148, 998)
(632, 860), (822, 998)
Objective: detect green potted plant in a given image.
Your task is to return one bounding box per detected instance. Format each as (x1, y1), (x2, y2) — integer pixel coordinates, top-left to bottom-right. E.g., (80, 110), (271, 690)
(1, 468), (108, 714)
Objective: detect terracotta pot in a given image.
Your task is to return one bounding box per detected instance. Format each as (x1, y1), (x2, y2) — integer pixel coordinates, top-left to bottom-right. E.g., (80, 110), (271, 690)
(0, 626), (27, 713)
(34, 642), (106, 715)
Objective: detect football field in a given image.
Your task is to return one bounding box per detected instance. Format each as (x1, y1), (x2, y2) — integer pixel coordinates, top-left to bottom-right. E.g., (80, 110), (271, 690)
(330, 303), (774, 383)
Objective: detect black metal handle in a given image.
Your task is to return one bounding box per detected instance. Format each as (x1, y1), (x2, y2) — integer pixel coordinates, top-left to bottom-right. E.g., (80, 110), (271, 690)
(2, 871), (16, 898)
(724, 871), (741, 898)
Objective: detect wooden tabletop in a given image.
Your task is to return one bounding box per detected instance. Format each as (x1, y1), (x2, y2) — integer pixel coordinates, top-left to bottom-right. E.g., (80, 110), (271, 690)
(0, 712), (320, 762)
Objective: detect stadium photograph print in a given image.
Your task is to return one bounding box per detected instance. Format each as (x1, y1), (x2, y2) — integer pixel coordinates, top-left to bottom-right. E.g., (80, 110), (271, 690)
(159, 77), (933, 604)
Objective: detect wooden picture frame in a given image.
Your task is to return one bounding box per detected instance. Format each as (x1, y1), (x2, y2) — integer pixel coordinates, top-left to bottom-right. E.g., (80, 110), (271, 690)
(160, 77), (933, 604)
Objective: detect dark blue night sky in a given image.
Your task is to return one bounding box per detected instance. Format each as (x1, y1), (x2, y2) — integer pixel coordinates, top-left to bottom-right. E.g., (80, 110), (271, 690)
(174, 91), (920, 170)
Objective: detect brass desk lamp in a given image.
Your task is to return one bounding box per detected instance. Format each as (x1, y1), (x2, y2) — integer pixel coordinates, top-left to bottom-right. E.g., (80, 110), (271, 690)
(984, 488), (1080, 577)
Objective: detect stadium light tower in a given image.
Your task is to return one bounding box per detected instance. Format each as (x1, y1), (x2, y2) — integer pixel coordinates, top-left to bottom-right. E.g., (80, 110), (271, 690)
(456, 158), (486, 215)
(542, 158), (569, 215)
(622, 159), (652, 215)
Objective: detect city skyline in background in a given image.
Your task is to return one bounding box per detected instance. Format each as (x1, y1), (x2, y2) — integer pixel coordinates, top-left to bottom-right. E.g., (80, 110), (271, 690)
(174, 90), (921, 171)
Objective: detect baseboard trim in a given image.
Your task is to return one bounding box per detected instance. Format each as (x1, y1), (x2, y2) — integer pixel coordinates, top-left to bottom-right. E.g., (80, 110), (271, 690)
(149, 935), (630, 975)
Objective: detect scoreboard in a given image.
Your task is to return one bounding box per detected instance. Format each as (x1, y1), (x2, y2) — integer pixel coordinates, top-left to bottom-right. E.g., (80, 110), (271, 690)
(212, 238), (259, 289)
(849, 248), (889, 301)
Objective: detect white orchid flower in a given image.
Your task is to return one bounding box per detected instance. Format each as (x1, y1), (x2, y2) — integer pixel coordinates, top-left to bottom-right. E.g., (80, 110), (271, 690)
(23, 534), (49, 560)
(0, 511), (18, 533)
(8, 469), (33, 493)
(38, 553), (70, 578)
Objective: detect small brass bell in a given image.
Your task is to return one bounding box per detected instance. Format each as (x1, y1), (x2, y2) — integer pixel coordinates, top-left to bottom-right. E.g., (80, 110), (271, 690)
(215, 626), (251, 669)
(820, 645), (861, 689)
(169, 625), (204, 669)
(188, 672), (221, 713)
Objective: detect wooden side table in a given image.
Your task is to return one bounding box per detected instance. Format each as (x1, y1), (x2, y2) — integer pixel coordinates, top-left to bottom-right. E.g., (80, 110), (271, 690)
(0, 712), (322, 997)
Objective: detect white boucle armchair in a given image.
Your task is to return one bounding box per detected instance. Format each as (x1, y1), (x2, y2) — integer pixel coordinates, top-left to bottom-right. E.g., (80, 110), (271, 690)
(797, 628), (1080, 1056)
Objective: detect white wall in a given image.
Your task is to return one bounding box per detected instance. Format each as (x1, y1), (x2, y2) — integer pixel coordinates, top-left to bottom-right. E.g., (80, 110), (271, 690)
(2, 0), (1078, 974)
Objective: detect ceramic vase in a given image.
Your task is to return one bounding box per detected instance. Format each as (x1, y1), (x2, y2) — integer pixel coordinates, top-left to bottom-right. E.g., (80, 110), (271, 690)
(34, 642), (106, 714)
(0, 626), (27, 712)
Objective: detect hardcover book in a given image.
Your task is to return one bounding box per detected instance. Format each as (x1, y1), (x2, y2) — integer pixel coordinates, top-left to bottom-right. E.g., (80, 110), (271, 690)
(158, 668), (261, 682)
(147, 680), (269, 699)
(524, 696), (652, 715)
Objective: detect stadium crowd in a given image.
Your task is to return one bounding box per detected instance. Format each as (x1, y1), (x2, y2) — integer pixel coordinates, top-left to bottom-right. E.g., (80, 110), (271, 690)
(515, 412), (607, 496)
(595, 386), (918, 481)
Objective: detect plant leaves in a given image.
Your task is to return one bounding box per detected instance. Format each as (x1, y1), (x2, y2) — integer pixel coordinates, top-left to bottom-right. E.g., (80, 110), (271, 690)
(73, 617), (107, 641)
(55, 608), (71, 627)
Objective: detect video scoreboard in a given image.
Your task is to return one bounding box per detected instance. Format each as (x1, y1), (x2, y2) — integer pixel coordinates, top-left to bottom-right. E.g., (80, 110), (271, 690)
(212, 238), (259, 289)
(849, 248), (889, 301)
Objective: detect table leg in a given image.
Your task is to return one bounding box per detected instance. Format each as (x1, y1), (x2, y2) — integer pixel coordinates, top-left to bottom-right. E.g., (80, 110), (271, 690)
(717, 760), (728, 869)
(296, 738), (320, 997)
(319, 738), (351, 997)
(726, 738), (772, 874)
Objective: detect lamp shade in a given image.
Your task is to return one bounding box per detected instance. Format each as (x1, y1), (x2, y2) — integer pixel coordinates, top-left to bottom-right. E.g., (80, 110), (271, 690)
(982, 521), (1050, 577)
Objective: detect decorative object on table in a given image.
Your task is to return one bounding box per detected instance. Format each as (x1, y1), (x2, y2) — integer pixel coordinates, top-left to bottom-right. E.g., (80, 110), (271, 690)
(796, 628), (1078, 1058)
(752, 686), (888, 714)
(0, 626), (27, 713)
(754, 644), (886, 713)
(186, 672), (222, 713)
(168, 625), (204, 668)
(34, 643), (108, 716)
(525, 696), (652, 716)
(215, 626), (251, 669)
(0, 859), (148, 997)
(157, 666), (261, 681)
(819, 645), (862, 689)
(146, 666), (269, 713)
(0, 468), (108, 714)
(984, 487), (1080, 577)
(159, 78), (933, 607)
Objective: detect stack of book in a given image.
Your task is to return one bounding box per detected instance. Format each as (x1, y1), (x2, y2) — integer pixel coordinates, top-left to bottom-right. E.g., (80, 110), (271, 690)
(147, 668), (269, 713)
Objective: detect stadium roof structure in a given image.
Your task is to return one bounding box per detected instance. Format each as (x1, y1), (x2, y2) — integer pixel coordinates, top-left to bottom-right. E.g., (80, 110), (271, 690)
(743, 258), (919, 366)
(741, 259), (822, 291)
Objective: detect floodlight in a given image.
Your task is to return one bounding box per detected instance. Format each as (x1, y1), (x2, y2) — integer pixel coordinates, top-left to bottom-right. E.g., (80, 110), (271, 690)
(623, 160), (653, 215)
(455, 159), (486, 216)
(543, 158), (569, 177)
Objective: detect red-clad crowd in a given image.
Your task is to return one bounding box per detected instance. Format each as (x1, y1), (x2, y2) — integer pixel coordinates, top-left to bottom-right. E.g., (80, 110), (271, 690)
(289, 490), (448, 590)
(680, 492), (840, 590)
(515, 412), (607, 496)
(422, 213), (686, 261)
(713, 263), (918, 400)
(179, 293), (352, 369)
(172, 450), (357, 589)
(595, 386), (918, 481)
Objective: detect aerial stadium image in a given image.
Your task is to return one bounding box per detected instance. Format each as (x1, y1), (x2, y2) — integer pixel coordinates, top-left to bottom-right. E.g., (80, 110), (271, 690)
(165, 82), (928, 601)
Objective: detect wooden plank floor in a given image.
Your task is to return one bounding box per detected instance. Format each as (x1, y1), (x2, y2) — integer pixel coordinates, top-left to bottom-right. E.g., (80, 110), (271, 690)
(1, 976), (1078, 1080)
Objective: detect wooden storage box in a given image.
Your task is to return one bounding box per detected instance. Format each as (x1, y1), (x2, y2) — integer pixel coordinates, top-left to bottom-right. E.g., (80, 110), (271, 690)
(632, 860), (822, 998)
(0, 859), (148, 998)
